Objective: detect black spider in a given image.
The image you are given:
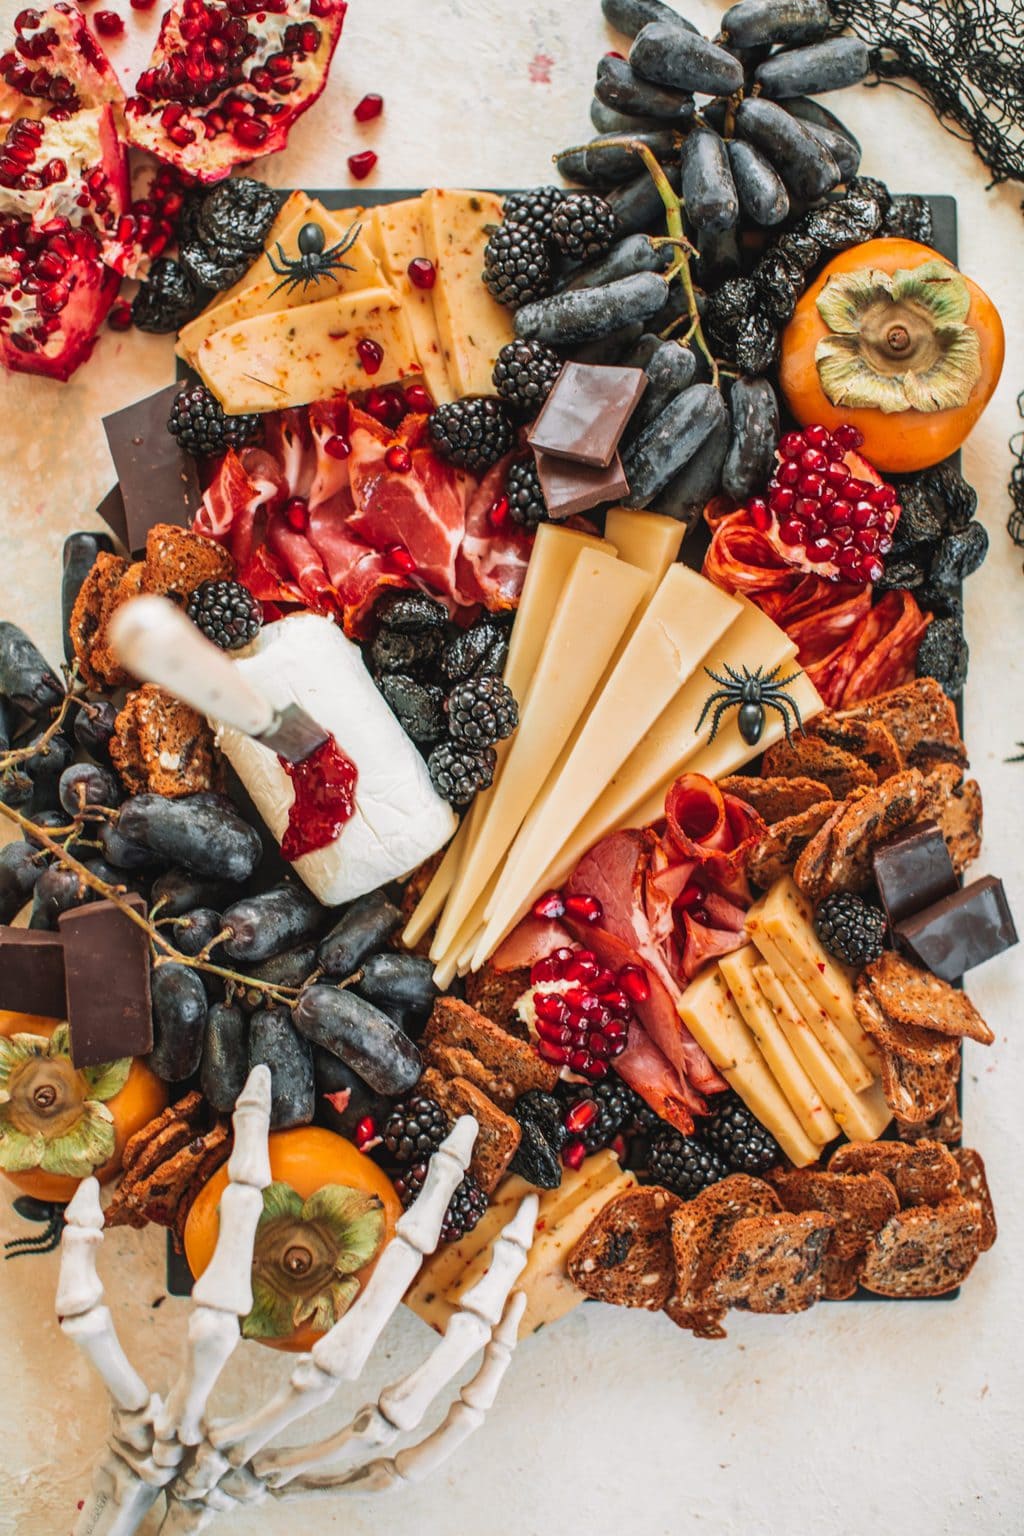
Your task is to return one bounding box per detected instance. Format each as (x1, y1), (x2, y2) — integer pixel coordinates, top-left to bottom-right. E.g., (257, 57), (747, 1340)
(696, 663), (805, 747)
(4, 1195), (65, 1259)
(266, 218), (362, 297)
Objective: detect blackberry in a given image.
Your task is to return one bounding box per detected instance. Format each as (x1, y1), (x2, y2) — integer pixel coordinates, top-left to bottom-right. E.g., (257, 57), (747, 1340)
(647, 1129), (727, 1199)
(179, 240), (252, 293)
(131, 257), (204, 334)
(167, 383), (263, 458)
(915, 617), (969, 696)
(492, 338), (563, 411)
(196, 177), (282, 257)
(550, 193), (617, 262)
(508, 1089), (566, 1190)
(446, 676), (518, 748)
(503, 185), (565, 239)
(483, 221), (553, 309)
(814, 891), (886, 968)
(373, 590), (448, 633)
(563, 1078), (659, 1152)
(703, 1092), (782, 1176)
(505, 456), (548, 529)
(394, 1163), (488, 1243)
(427, 740), (496, 806)
(186, 580), (262, 650)
(441, 621), (510, 684)
(382, 1094), (450, 1163)
(429, 398), (515, 472)
(379, 675), (447, 745)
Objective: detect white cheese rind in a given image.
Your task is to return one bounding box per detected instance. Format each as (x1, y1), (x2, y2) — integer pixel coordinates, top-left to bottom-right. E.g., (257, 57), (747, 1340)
(216, 613), (455, 905)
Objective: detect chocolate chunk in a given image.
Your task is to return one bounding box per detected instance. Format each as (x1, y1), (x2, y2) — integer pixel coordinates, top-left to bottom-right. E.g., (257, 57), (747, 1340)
(528, 362), (647, 468)
(103, 384), (202, 555)
(0, 928), (66, 1018)
(95, 485), (129, 547)
(872, 819), (958, 928)
(896, 876), (1018, 982)
(534, 447), (629, 519)
(59, 894), (153, 1065)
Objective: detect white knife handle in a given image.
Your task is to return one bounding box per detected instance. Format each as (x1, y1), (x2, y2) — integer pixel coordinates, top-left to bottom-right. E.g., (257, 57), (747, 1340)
(108, 595), (275, 738)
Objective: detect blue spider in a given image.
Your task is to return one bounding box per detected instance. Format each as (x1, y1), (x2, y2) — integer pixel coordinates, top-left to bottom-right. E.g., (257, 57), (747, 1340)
(266, 218), (362, 297)
(696, 663), (805, 747)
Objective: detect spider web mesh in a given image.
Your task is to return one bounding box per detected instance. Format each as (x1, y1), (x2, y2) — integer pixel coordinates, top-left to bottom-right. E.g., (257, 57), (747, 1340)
(826, 1), (1024, 558)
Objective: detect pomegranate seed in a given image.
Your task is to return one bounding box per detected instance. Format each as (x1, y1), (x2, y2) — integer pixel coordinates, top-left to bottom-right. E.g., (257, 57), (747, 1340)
(869, 483), (897, 510)
(353, 91), (383, 122)
(769, 487), (795, 515)
(862, 555), (884, 581)
(403, 383), (433, 412)
(823, 436), (846, 462)
(831, 523), (852, 544)
(836, 547), (863, 577)
(354, 1116), (376, 1150)
(364, 386), (404, 426)
(532, 890), (565, 921)
(568, 1048), (591, 1075)
(535, 1036), (569, 1065)
(107, 300), (132, 331)
(806, 538), (837, 562)
(535, 1017), (572, 1046)
(284, 496), (308, 530)
(407, 256), (436, 290)
(565, 1100), (598, 1135)
(93, 10), (124, 34)
(356, 336), (383, 374)
(231, 116), (269, 146)
(599, 988), (631, 1017)
(840, 480), (863, 502)
(566, 954), (601, 985)
(386, 544), (416, 573)
(850, 505), (874, 530)
(797, 472), (823, 498)
(385, 443), (411, 473)
(588, 1032), (613, 1059)
(488, 494), (510, 530)
(799, 447), (827, 473)
(833, 423), (863, 450)
(603, 1018), (627, 1041)
(778, 431), (806, 460)
(776, 460), (800, 487)
(131, 0), (158, 8)
(347, 149), (377, 180)
(618, 965), (650, 1004)
(562, 1139), (587, 1171)
(876, 533), (893, 554)
(531, 948), (573, 984)
(563, 893), (602, 924)
(824, 460), (850, 488)
(168, 122), (196, 147)
(748, 497), (770, 532)
(795, 497), (819, 519)
(803, 424), (829, 449)
(324, 434), (350, 460)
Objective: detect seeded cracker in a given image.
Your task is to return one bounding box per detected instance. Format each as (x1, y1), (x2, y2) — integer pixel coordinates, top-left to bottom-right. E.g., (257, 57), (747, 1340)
(567, 1186), (682, 1310)
(829, 1140), (960, 1209)
(809, 714), (905, 781)
(761, 735), (877, 799)
(879, 1042), (961, 1125)
(953, 1148), (997, 1251)
(747, 800), (837, 888)
(769, 1168), (899, 1261)
(860, 1198), (982, 1298)
(719, 775), (833, 823)
(706, 1211), (833, 1314)
(830, 677), (966, 772)
(862, 951), (994, 1045)
(854, 985), (962, 1067)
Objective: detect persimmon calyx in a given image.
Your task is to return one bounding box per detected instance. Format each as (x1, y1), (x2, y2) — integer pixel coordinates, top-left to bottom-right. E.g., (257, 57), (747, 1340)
(0, 1025), (129, 1178)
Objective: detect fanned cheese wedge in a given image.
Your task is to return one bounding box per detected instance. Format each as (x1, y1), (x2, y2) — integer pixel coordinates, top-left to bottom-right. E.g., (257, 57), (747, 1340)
(604, 506), (685, 585)
(755, 965), (892, 1142)
(369, 196), (453, 403)
(419, 187), (516, 396)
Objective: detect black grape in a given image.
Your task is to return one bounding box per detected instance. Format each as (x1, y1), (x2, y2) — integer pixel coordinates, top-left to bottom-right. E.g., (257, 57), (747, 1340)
(652, 414), (730, 523)
(514, 273), (669, 345)
(222, 882), (322, 964)
(560, 234), (672, 294)
(355, 952), (438, 1018)
(721, 377), (781, 503)
(98, 820), (160, 871)
(594, 56), (695, 123)
(312, 1049), (391, 1140)
(681, 127), (738, 234)
(627, 339), (698, 439)
(150, 867), (236, 917)
(0, 841), (44, 923)
(623, 383), (728, 508)
(721, 0), (829, 48)
(317, 889), (402, 977)
(0, 623), (63, 718)
(798, 120), (861, 181)
(149, 964), (208, 1081)
(727, 140), (790, 225)
(117, 793), (263, 882)
(733, 97), (840, 200)
(201, 1003), (249, 1113)
(754, 37), (869, 98)
(59, 762), (120, 818)
(29, 865), (90, 929)
(630, 23), (744, 97)
(556, 129), (684, 187)
(293, 985), (422, 1097)
(173, 907), (226, 958)
(74, 700), (118, 759)
(604, 163), (681, 233)
(249, 1007), (315, 1129)
(602, 0), (698, 35)
(590, 97), (664, 135)
(61, 532), (114, 663)
(0, 771), (33, 809)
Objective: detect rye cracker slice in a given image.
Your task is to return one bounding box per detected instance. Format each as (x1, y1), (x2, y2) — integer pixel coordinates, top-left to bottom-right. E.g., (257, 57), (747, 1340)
(822, 1251), (864, 1300)
(791, 797), (851, 904)
(810, 768), (931, 899)
(828, 1139), (959, 1208)
(705, 1211), (833, 1314)
(69, 551), (130, 689)
(769, 1168), (899, 1260)
(878, 1041), (961, 1125)
(761, 736), (876, 799)
(854, 986), (961, 1068)
(720, 775), (833, 823)
(895, 1100), (963, 1145)
(142, 523), (233, 600)
(567, 1186), (682, 1310)
(810, 714), (905, 782)
(747, 801), (837, 889)
(863, 951), (994, 1046)
(668, 1174), (780, 1311)
(830, 677), (966, 772)
(859, 1197), (982, 1297)
(953, 1148), (997, 1251)
(419, 1069), (520, 1194)
(464, 963), (532, 1042)
(933, 776), (983, 874)
(422, 996), (559, 1105)
(662, 1295), (728, 1338)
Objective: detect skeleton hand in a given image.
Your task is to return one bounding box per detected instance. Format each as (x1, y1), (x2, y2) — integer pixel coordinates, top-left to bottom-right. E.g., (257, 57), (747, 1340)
(56, 1066), (537, 1535)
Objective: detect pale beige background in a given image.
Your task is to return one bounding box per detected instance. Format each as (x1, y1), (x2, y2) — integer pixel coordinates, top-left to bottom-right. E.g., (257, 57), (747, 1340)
(1, 3), (1022, 1533)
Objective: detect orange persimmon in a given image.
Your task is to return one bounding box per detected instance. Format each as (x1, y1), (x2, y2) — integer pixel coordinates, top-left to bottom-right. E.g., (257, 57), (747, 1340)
(184, 1125), (401, 1352)
(780, 238), (1004, 472)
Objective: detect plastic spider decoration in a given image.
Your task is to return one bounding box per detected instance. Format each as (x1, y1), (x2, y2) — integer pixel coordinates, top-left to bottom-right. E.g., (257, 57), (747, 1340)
(267, 219), (362, 297)
(697, 663), (805, 747)
(5, 1195), (65, 1257)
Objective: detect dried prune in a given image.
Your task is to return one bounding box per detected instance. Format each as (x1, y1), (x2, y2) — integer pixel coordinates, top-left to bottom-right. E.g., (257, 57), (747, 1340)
(930, 522), (989, 585)
(379, 675), (447, 744)
(916, 617), (969, 695)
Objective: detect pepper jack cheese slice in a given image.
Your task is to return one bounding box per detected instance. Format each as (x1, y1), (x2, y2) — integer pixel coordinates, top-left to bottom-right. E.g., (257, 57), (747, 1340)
(677, 966), (819, 1167)
(419, 187), (516, 396)
(194, 286), (421, 414)
(430, 550), (649, 964)
(755, 965), (892, 1142)
(370, 196), (454, 404)
(176, 199), (383, 366)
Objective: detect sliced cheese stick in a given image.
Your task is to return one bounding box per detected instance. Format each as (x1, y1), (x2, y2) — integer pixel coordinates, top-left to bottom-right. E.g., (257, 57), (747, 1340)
(755, 965), (892, 1143)
(719, 946), (839, 1146)
(402, 821), (468, 949)
(677, 966), (819, 1167)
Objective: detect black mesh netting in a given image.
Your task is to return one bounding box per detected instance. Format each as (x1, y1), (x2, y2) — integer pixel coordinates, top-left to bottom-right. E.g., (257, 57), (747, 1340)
(826, 1), (1024, 557)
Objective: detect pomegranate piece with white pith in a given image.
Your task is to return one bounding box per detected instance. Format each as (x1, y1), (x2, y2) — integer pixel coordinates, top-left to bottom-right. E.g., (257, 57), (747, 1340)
(124, 0), (348, 183)
(518, 941), (650, 1083)
(745, 423), (902, 584)
(0, 3), (124, 129)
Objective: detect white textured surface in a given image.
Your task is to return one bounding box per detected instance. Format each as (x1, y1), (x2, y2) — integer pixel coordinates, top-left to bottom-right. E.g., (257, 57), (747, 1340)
(0, 2), (1022, 1533)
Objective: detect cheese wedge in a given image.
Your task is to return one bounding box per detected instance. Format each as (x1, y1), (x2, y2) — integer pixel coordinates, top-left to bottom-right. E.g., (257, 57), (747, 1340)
(430, 550), (649, 963)
(370, 196), (453, 403)
(474, 567), (739, 966)
(604, 506), (685, 586)
(755, 877), (882, 1075)
(177, 199), (383, 366)
(755, 964), (892, 1141)
(719, 947), (839, 1146)
(513, 1165), (636, 1337)
(419, 187), (515, 396)
(404, 1174), (535, 1333)
(677, 966), (819, 1166)
(194, 286), (422, 413)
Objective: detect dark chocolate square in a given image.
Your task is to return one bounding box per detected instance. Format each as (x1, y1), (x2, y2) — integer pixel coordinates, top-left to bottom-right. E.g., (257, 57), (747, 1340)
(872, 819), (958, 929)
(0, 929), (66, 1019)
(59, 894), (153, 1066)
(95, 485), (129, 548)
(528, 362), (647, 468)
(102, 383), (202, 555)
(896, 876), (1018, 982)
(534, 447), (629, 520)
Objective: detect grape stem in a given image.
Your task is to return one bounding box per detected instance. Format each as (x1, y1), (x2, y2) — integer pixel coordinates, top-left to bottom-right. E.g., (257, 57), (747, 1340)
(630, 140), (721, 388)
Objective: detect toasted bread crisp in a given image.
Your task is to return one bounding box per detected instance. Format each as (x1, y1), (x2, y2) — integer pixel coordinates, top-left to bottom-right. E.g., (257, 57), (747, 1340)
(809, 714), (905, 781)
(895, 1100), (963, 1145)
(934, 776), (983, 875)
(830, 677), (966, 772)
(419, 1069), (520, 1194)
(854, 986), (962, 1067)
(821, 1251), (865, 1301)
(105, 1091), (231, 1249)
(859, 1197), (982, 1297)
(706, 1211), (833, 1314)
(795, 769), (929, 900)
(422, 996), (559, 1105)
(110, 684), (220, 798)
(668, 1174), (780, 1315)
(142, 523), (233, 599)
(878, 1041), (961, 1125)
(828, 1140), (959, 1209)
(464, 963), (532, 1042)
(719, 775), (833, 823)
(761, 736), (877, 799)
(568, 1186), (682, 1310)
(770, 1168), (899, 1261)
(662, 1295), (729, 1338)
(747, 800), (837, 889)
(69, 551), (130, 688)
(863, 951), (994, 1045)
(953, 1148), (997, 1251)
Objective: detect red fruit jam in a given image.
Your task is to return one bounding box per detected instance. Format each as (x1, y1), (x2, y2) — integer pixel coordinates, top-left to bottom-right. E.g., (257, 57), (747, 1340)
(279, 734), (358, 861)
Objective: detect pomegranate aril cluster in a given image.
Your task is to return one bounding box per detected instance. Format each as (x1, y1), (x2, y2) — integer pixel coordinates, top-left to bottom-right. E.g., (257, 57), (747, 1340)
(528, 943), (651, 1082)
(747, 423), (900, 584)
